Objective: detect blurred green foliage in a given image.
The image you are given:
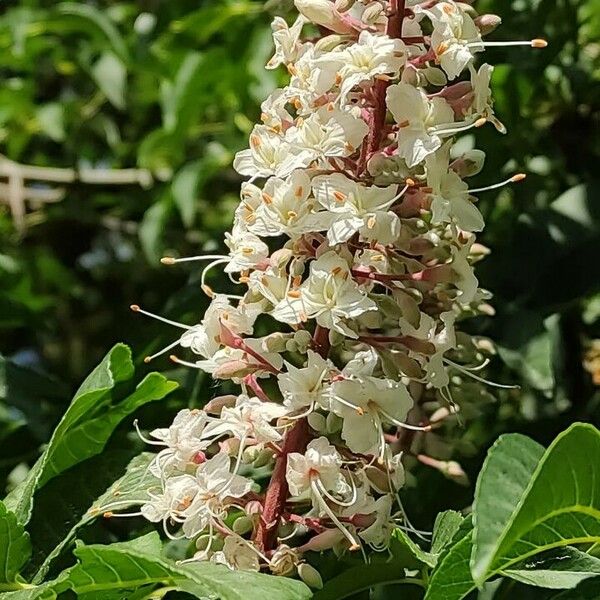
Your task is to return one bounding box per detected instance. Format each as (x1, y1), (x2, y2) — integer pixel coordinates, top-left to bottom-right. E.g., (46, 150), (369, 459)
(0, 0), (598, 535)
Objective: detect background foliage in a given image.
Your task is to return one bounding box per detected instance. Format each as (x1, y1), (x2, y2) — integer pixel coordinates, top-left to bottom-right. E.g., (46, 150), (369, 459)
(0, 0), (598, 598)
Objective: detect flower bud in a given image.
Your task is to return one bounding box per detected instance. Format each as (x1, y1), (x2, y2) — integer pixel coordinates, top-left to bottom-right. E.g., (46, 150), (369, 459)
(213, 360), (255, 379)
(475, 14), (502, 36)
(294, 0), (354, 34)
(325, 411), (342, 434)
(422, 67), (447, 87)
(232, 515), (254, 535)
(243, 445), (261, 463)
(254, 448), (275, 468)
(260, 332), (292, 353)
(361, 2), (383, 25)
(298, 529), (344, 553)
(314, 34), (348, 53)
(298, 563), (324, 589)
(244, 500), (263, 516)
(204, 394), (237, 415)
(270, 248), (293, 269)
(292, 329), (313, 353)
(334, 0), (355, 13)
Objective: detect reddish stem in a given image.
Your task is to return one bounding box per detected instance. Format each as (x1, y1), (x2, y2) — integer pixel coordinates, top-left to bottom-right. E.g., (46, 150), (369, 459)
(360, 0), (406, 173)
(255, 417), (310, 551)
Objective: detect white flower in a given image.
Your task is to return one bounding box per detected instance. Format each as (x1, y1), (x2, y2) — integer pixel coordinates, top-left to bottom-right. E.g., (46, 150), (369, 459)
(182, 453), (252, 538)
(233, 125), (313, 179)
(330, 374), (413, 457)
(278, 349), (334, 411)
(288, 45), (340, 111)
(469, 63), (505, 133)
(271, 251), (377, 337)
(224, 225), (270, 273)
(266, 15), (306, 70)
(148, 409), (210, 475)
(247, 170), (330, 238)
(311, 173), (401, 245)
(426, 146), (484, 232)
(424, 310), (458, 389)
(141, 474), (199, 523)
(386, 82), (454, 167)
(203, 394), (287, 443)
(285, 106), (368, 164)
(318, 31), (405, 101)
(286, 436), (350, 498)
(180, 295), (254, 359)
(420, 1), (484, 80)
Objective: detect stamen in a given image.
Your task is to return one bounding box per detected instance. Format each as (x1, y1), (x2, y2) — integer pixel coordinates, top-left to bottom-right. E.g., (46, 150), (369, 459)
(161, 254), (229, 265)
(377, 408), (432, 432)
(133, 419), (167, 446)
(170, 355), (204, 369)
(331, 395), (365, 415)
(443, 358), (520, 389)
(430, 117), (486, 137)
(130, 305), (190, 330)
(316, 475), (357, 508)
(310, 479), (361, 551)
(468, 39), (548, 49)
(144, 339), (181, 363)
(468, 173), (526, 194)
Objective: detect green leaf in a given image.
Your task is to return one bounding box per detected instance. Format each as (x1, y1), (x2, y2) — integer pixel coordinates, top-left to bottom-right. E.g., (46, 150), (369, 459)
(471, 423), (600, 585)
(0, 501), (31, 587)
(504, 547), (600, 589)
(4, 344), (176, 524)
(424, 522), (476, 600)
(390, 528), (437, 568)
(27, 451), (152, 584)
(48, 533), (312, 600)
(471, 433), (546, 582)
(52, 3), (129, 62)
(431, 511), (465, 557)
(172, 161), (202, 228)
(315, 528), (432, 600)
(161, 52), (206, 134)
(91, 52), (127, 110)
(550, 577), (600, 599)
(43, 372), (177, 480)
(314, 561), (423, 600)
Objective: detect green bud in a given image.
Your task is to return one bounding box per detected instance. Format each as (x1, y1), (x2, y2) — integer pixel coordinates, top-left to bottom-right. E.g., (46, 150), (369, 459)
(298, 563), (324, 590)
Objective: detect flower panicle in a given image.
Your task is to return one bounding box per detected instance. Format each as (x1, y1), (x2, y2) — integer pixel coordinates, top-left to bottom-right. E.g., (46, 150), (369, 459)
(121, 0), (544, 581)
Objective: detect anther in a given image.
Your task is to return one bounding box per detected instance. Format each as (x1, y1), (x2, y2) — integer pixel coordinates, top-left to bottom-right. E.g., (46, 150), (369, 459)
(161, 256), (176, 265)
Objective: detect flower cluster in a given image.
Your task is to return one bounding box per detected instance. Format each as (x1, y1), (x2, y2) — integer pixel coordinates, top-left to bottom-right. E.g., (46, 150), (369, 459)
(119, 0), (545, 584)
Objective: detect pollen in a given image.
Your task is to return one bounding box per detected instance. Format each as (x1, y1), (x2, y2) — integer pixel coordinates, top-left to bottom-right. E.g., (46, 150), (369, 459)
(287, 63), (297, 76)
(262, 192), (274, 204)
(511, 173), (527, 182)
(345, 142), (355, 152)
(531, 38), (548, 48)
(250, 134), (261, 148)
(398, 119), (410, 128)
(367, 216), (376, 229)
(436, 42), (449, 56)
(295, 186), (304, 198)
(333, 190), (347, 203)
(288, 289), (302, 298)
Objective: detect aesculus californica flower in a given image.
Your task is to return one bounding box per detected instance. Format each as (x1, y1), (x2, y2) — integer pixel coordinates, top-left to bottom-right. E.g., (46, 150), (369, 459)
(110, 0), (545, 585)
